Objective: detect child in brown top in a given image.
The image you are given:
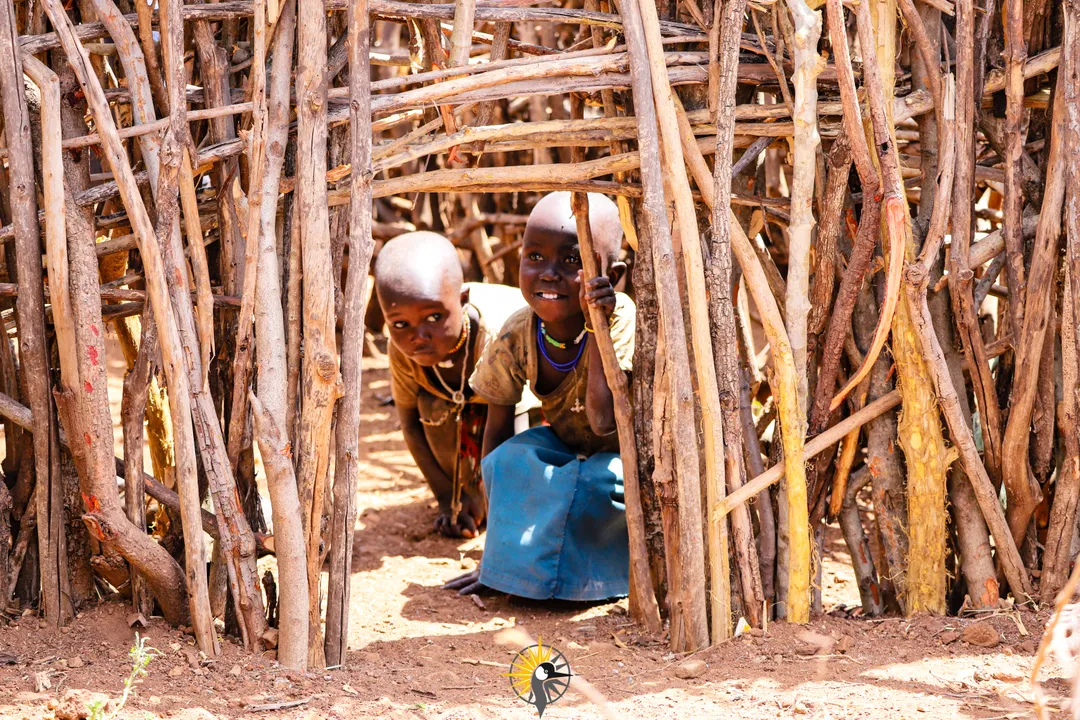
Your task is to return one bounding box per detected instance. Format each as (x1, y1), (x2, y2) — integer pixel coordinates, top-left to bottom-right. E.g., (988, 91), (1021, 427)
(375, 231), (536, 538)
(445, 192), (634, 600)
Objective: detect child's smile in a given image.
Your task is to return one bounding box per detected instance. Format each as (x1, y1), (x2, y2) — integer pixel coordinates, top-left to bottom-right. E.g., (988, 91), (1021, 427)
(536, 291), (567, 301)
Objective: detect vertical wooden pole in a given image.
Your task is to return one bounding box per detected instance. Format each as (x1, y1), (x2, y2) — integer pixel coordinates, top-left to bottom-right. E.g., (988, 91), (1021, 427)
(1045, 0), (1080, 602)
(619, 0), (710, 650)
(998, 13), (1068, 554)
(569, 98), (662, 635)
(701, 0), (764, 627)
(23, 55), (94, 611)
(325, 0), (378, 667)
(675, 73), (811, 625)
(226, 0), (268, 475)
(179, 152), (214, 390)
(0, 0), (71, 628)
(781, 0), (822, 412)
(630, 209), (669, 613)
(296, 0), (342, 669)
(121, 320), (157, 618)
(0, 481), (10, 610)
(634, 0), (729, 646)
(40, 0), (218, 653)
(248, 0), (308, 670)
(949, 0), (1004, 489)
(855, 0), (955, 614)
(23, 56), (76, 388)
(132, 0), (169, 114)
(448, 0), (476, 67)
(1002, 0), (1029, 335)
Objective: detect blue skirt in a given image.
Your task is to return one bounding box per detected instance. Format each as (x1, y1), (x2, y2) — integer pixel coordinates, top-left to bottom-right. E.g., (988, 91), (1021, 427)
(479, 426), (629, 601)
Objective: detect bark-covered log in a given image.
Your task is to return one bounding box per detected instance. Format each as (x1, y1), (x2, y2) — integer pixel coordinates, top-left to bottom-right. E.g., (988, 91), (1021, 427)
(296, 0), (342, 668)
(325, 0), (381, 667)
(0, 0), (71, 629)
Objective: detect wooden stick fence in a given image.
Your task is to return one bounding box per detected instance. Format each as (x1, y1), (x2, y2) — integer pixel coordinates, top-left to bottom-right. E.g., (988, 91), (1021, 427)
(0, 0), (1075, 669)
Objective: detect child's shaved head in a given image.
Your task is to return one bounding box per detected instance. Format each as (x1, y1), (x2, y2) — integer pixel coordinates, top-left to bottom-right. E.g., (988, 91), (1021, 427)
(526, 192), (623, 266)
(375, 231), (470, 367)
(374, 231), (464, 299)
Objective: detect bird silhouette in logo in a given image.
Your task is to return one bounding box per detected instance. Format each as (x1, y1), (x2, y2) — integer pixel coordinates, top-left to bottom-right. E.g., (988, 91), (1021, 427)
(504, 638), (573, 717)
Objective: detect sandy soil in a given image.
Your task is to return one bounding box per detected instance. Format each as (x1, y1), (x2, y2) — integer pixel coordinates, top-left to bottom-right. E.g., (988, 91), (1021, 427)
(0, 347), (1072, 719)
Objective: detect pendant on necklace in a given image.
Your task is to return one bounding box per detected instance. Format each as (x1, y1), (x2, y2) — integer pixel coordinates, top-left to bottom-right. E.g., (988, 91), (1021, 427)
(438, 358), (454, 368)
(571, 396), (585, 413)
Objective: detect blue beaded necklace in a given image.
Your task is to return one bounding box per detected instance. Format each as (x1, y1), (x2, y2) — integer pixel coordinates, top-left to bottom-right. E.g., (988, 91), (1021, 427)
(537, 321), (586, 372)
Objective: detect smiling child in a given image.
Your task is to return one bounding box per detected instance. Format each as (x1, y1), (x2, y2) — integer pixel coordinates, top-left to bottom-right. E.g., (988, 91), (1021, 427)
(445, 192), (633, 600)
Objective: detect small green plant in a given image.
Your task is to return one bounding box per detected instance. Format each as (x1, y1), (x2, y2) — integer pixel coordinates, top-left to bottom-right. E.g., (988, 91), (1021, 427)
(88, 633), (162, 720)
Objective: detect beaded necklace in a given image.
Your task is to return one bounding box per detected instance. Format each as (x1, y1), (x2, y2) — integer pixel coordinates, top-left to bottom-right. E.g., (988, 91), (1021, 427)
(537, 321), (586, 372)
(432, 309), (473, 522)
(540, 321), (586, 350)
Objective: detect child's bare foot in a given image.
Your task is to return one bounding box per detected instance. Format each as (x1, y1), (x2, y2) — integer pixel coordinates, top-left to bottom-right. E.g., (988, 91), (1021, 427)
(442, 569), (487, 596)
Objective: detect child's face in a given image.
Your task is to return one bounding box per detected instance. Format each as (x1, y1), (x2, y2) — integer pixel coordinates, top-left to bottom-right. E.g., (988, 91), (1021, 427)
(379, 281), (466, 367)
(519, 225), (584, 324)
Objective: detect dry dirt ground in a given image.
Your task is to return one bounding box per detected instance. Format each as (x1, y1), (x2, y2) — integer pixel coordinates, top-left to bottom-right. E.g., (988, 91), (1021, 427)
(0, 346), (1074, 719)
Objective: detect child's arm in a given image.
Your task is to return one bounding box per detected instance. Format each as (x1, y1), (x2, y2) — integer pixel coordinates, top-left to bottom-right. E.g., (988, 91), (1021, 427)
(584, 340), (617, 436)
(580, 271), (620, 436)
(398, 405), (481, 537)
(481, 403), (517, 459)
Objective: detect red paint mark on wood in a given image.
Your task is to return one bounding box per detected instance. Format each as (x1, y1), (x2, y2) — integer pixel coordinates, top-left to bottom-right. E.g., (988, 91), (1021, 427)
(84, 381), (93, 393)
(84, 432), (92, 446)
(81, 493), (101, 513)
(90, 324), (100, 336)
(843, 207), (859, 242)
(979, 578), (1000, 608)
(88, 345), (99, 366)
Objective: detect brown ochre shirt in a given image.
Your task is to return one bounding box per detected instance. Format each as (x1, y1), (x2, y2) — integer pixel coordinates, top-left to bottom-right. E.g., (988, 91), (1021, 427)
(469, 292), (635, 456)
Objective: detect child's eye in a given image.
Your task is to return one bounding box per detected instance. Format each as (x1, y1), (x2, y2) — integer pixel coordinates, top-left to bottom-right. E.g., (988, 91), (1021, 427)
(527, 252), (543, 262)
(565, 254), (581, 266)
(391, 320), (409, 330)
(425, 313), (443, 323)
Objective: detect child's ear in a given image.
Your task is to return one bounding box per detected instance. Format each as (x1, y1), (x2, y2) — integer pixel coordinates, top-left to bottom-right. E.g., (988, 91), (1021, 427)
(460, 286), (472, 307)
(607, 260), (627, 286)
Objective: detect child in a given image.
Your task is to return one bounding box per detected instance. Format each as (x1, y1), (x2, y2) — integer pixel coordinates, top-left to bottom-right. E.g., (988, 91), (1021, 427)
(445, 192), (633, 601)
(375, 231), (537, 538)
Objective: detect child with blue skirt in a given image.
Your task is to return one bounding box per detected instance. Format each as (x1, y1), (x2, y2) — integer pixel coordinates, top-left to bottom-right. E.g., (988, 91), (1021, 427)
(444, 192), (633, 601)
